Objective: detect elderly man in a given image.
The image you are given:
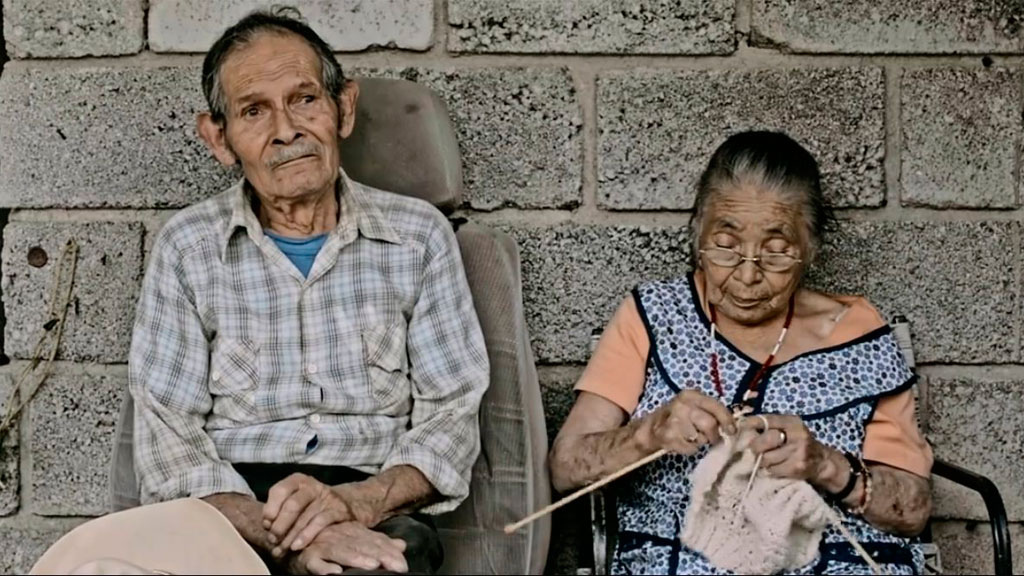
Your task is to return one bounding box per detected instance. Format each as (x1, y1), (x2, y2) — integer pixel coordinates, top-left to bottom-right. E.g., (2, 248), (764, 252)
(124, 8), (488, 575)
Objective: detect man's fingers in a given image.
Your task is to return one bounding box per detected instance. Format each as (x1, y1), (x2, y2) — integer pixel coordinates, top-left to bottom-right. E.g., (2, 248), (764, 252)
(270, 492), (315, 544)
(264, 473), (307, 522)
(367, 533), (408, 573)
(289, 511), (336, 552)
(324, 544), (382, 572)
(306, 557), (344, 576)
(390, 537), (408, 553)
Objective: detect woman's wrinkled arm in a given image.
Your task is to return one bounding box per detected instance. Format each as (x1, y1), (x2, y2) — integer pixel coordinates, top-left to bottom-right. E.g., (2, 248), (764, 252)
(860, 462), (932, 537)
(811, 444), (932, 537)
(549, 389), (736, 493)
(548, 392), (652, 493)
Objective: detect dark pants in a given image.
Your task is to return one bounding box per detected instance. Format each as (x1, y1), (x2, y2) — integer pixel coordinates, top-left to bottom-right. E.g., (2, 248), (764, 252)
(235, 463), (443, 575)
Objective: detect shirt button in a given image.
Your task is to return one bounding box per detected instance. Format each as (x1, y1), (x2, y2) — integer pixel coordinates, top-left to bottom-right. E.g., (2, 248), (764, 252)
(308, 413), (321, 424)
(307, 364), (318, 375)
(211, 371), (221, 382)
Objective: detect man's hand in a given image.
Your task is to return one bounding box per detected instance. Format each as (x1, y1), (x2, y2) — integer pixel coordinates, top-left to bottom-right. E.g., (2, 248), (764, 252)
(263, 473), (375, 557)
(285, 522), (408, 575)
(203, 492), (276, 553)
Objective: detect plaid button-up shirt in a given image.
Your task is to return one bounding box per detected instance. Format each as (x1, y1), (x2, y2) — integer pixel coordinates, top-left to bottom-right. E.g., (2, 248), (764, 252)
(128, 172), (489, 514)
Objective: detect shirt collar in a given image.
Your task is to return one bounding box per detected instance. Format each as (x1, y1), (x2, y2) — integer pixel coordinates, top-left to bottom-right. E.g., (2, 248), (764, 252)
(221, 168), (401, 258)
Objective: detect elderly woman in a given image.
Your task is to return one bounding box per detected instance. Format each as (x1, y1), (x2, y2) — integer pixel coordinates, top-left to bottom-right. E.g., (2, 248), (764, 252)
(549, 131), (932, 575)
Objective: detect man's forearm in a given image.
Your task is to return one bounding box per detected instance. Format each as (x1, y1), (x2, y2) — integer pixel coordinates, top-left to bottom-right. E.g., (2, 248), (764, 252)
(203, 492), (274, 552)
(334, 465), (439, 526)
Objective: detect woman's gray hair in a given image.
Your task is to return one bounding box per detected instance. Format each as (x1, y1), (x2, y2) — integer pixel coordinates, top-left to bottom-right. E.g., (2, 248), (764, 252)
(688, 131), (836, 267)
(201, 5), (345, 125)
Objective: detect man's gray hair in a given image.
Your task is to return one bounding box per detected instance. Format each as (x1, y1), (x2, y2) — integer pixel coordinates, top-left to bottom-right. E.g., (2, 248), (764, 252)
(201, 5), (345, 124)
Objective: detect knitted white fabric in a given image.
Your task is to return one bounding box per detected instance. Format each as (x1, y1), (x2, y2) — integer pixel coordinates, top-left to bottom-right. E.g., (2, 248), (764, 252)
(681, 429), (833, 574)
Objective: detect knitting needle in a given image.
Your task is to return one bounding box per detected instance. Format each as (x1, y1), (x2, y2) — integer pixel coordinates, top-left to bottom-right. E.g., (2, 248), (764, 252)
(503, 448), (668, 534)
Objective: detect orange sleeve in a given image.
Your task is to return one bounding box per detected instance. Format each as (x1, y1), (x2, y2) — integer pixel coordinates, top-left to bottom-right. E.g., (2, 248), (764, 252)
(829, 297), (932, 477)
(574, 295), (651, 415)
(863, 390), (933, 478)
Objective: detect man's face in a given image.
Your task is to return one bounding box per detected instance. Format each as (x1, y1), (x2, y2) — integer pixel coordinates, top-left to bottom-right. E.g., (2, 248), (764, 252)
(202, 32), (356, 203)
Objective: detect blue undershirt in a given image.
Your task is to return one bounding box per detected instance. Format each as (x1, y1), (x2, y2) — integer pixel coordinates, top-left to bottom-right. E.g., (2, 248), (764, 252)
(264, 229), (327, 277)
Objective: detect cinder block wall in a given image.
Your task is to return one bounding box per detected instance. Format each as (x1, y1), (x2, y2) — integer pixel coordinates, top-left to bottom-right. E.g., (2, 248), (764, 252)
(1, 1), (1022, 574)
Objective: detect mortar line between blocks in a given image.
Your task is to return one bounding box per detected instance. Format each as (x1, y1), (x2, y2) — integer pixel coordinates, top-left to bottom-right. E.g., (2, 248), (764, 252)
(4, 52), (1023, 74)
(430, 0), (447, 57)
(883, 63), (903, 218)
(571, 68), (597, 215)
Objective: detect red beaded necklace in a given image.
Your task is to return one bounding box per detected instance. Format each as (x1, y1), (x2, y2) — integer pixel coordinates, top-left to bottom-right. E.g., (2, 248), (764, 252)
(708, 294), (796, 415)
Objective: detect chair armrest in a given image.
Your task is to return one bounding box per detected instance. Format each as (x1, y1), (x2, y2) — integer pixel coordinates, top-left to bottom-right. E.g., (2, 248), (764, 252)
(931, 458), (1013, 576)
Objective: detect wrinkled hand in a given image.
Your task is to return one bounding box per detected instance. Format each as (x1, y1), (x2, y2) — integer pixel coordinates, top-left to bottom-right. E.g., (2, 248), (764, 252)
(285, 522), (408, 575)
(642, 389), (736, 455)
(738, 413), (834, 482)
(263, 473), (370, 558)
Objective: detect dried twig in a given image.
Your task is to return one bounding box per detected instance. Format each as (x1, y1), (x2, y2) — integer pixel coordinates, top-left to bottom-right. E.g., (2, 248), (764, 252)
(0, 239), (80, 480)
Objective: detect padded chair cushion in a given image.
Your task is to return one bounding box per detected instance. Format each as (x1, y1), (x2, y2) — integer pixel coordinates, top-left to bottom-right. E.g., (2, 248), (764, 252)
(340, 77), (463, 214)
(110, 396), (139, 511)
(435, 223), (551, 575)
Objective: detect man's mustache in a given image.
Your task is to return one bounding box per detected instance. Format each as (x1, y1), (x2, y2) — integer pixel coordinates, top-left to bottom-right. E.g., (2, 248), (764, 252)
(266, 142), (321, 169)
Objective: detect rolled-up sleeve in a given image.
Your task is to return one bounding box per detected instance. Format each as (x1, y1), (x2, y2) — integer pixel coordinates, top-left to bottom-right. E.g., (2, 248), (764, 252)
(381, 220), (489, 514)
(129, 233), (253, 504)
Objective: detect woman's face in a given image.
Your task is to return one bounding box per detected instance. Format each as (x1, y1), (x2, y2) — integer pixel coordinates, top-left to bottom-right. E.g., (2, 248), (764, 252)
(698, 185), (808, 326)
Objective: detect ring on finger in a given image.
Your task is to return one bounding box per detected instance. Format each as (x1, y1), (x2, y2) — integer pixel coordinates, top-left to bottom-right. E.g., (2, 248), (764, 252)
(778, 430), (787, 445)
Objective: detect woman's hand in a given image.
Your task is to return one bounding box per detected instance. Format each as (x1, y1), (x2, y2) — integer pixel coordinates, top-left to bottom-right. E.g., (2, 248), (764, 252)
(738, 413), (842, 487)
(640, 389), (737, 455)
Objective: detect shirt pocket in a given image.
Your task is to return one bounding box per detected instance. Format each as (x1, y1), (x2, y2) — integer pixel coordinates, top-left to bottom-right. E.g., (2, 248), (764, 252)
(361, 322), (410, 408)
(210, 337), (260, 418)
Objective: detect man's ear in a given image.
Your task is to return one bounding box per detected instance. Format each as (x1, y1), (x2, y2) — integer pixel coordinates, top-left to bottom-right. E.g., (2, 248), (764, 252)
(196, 112), (238, 166)
(337, 79), (360, 140)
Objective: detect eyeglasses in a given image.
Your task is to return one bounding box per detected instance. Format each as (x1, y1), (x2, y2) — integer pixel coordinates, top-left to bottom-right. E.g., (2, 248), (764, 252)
(699, 246), (802, 273)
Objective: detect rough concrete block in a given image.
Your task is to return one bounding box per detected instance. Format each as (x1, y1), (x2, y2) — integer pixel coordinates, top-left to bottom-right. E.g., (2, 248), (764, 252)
(901, 67), (1022, 208)
(149, 0), (433, 52)
(752, 0), (1023, 53)
(930, 521), (1024, 574)
(0, 64), (238, 209)
(3, 0), (143, 58)
(539, 367), (583, 447)
(597, 68), (885, 210)
(0, 375), (17, 517)
(501, 223), (689, 364)
(0, 520), (80, 574)
(2, 222), (144, 363)
(448, 0), (734, 54)
(356, 67), (582, 210)
(30, 371), (125, 516)
(927, 378), (1024, 521)
(807, 221), (1018, 364)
